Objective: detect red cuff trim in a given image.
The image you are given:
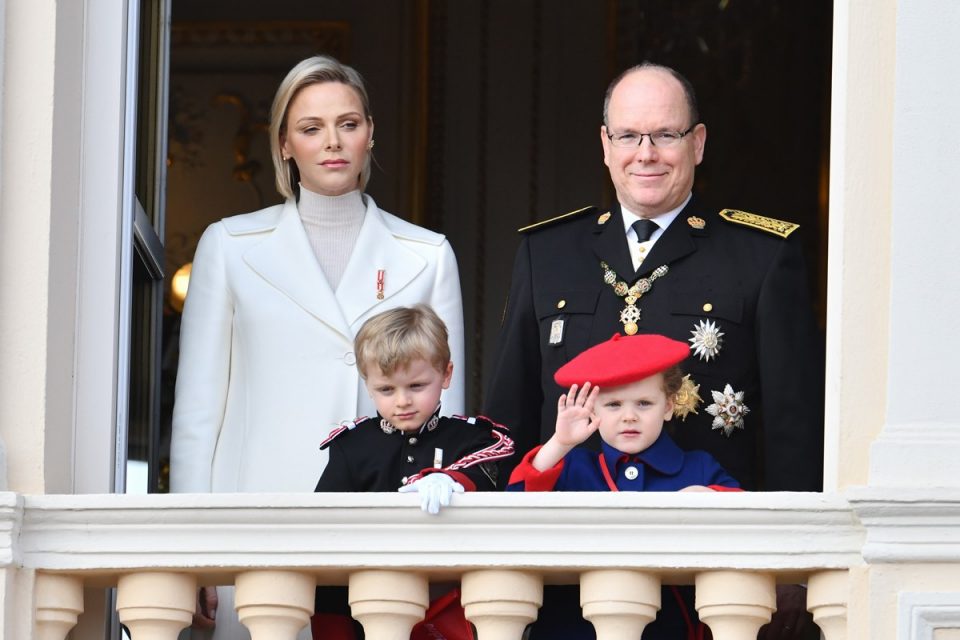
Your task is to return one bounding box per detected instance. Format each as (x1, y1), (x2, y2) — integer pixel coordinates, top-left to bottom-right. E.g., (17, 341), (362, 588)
(419, 469), (476, 492)
(708, 485), (743, 492)
(508, 446), (564, 491)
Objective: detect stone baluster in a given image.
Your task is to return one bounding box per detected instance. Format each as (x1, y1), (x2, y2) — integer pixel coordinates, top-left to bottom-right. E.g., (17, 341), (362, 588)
(695, 570), (776, 640)
(35, 573), (84, 640)
(808, 570), (848, 640)
(580, 570), (660, 640)
(235, 570), (316, 640)
(461, 570), (543, 640)
(116, 572), (196, 640)
(348, 570), (429, 640)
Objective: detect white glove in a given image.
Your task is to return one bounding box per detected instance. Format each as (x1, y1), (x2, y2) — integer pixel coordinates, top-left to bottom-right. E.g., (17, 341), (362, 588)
(398, 473), (464, 515)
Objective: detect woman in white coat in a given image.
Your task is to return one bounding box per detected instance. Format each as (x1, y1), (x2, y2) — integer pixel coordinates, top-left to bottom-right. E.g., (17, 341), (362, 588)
(170, 55), (465, 638)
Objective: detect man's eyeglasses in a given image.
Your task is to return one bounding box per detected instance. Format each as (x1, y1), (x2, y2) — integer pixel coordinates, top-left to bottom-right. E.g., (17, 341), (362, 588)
(605, 125), (697, 149)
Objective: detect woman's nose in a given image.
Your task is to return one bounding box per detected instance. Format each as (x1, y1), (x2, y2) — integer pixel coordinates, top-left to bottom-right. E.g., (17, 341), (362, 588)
(325, 128), (342, 150)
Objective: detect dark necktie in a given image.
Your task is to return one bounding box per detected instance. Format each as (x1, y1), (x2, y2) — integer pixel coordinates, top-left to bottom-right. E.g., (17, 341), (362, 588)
(632, 219), (659, 243)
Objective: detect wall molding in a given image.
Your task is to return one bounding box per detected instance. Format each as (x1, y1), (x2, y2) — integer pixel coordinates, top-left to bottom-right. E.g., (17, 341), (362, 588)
(899, 591), (960, 640)
(847, 487), (960, 563)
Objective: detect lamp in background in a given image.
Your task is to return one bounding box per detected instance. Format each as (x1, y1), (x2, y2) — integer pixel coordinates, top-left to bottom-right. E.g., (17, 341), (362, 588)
(170, 262), (192, 313)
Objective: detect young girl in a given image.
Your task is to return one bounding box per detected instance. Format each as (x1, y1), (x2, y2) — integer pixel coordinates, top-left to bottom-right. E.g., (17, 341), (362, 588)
(509, 333), (740, 640)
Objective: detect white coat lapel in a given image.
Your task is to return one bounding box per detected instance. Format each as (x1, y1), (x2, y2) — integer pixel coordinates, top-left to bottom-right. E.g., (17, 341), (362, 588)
(337, 198), (426, 326)
(242, 200), (352, 339)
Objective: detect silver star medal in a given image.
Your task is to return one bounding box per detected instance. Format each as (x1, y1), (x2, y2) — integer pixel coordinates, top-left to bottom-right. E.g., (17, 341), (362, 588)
(705, 384), (749, 436)
(689, 319), (724, 362)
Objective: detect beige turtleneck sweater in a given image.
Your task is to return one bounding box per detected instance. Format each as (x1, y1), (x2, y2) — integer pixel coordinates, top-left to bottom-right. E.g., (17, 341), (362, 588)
(297, 185), (366, 291)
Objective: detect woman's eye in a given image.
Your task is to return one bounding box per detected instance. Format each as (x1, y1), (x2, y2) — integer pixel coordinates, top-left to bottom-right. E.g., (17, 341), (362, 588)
(340, 121), (358, 130)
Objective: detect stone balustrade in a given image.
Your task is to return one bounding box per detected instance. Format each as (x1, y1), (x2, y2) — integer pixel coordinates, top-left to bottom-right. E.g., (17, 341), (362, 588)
(7, 491), (866, 639)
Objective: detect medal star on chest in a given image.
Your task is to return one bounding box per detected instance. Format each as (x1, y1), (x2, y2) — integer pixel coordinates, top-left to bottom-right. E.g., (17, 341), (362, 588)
(689, 319), (724, 362)
(705, 384), (750, 436)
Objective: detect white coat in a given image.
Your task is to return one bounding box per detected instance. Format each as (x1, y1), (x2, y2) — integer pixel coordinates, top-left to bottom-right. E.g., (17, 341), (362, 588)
(170, 195), (465, 494)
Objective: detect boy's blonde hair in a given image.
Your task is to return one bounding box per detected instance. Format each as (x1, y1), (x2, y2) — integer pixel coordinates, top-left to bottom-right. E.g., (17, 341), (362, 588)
(354, 305), (450, 378)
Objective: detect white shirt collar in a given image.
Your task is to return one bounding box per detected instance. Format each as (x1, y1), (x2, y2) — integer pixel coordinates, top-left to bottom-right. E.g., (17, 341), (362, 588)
(620, 193), (692, 241)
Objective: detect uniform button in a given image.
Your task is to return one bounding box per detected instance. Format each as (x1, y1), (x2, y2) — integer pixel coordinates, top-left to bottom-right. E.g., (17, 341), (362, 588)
(638, 246), (647, 254)
(557, 300), (566, 309)
(702, 303), (713, 313)
(408, 437), (418, 445)
(406, 455), (415, 463)
(625, 466), (639, 480)
(344, 351), (357, 365)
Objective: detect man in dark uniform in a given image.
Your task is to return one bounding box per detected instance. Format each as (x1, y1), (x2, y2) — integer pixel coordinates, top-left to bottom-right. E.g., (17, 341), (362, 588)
(484, 60), (822, 640)
(485, 58), (823, 640)
(485, 62), (822, 494)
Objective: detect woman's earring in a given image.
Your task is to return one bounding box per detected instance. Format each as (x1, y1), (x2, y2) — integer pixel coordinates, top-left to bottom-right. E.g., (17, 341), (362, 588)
(368, 140), (375, 150)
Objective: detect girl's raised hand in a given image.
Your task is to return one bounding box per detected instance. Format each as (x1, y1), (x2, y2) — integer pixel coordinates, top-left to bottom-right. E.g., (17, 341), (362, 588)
(555, 382), (601, 446)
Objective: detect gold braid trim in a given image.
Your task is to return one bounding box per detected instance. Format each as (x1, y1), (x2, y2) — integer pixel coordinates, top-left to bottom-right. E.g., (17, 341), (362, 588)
(518, 206), (595, 233)
(719, 209), (799, 239)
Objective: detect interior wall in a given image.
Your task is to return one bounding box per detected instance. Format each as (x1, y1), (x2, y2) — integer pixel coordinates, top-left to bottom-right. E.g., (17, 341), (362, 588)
(437, 0), (609, 410)
(166, 0), (420, 270)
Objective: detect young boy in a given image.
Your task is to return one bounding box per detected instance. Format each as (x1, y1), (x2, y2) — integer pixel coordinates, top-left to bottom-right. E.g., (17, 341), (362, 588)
(316, 303), (514, 508)
(508, 333), (740, 640)
(313, 305), (512, 640)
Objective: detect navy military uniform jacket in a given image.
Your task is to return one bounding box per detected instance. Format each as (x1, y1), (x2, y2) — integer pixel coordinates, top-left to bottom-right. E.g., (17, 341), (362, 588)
(507, 431), (740, 492)
(315, 412), (514, 492)
(485, 201), (823, 491)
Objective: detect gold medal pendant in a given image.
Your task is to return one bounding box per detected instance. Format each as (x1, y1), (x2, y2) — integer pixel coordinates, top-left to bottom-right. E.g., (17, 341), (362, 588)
(601, 261), (668, 336)
(620, 304), (641, 335)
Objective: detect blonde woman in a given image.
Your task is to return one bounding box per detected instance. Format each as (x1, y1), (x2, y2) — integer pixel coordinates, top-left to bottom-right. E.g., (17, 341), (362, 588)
(171, 55), (465, 639)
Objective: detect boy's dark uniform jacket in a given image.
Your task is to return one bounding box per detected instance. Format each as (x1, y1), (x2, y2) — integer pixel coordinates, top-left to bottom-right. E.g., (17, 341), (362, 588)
(315, 413), (513, 492)
(313, 413), (513, 632)
(484, 200), (824, 491)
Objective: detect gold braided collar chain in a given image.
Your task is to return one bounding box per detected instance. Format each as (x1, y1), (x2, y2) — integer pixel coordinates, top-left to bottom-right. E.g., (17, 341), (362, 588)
(600, 261), (669, 335)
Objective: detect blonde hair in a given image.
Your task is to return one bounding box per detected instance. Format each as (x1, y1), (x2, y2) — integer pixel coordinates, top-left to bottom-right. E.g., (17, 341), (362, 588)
(354, 305), (451, 378)
(269, 55), (374, 200)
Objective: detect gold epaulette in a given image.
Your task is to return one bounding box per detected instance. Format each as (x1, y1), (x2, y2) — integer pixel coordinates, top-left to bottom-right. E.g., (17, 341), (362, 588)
(718, 209), (799, 239)
(518, 206), (596, 233)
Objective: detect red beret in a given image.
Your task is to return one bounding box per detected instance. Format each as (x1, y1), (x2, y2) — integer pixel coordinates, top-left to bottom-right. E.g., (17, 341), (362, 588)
(554, 333), (689, 388)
